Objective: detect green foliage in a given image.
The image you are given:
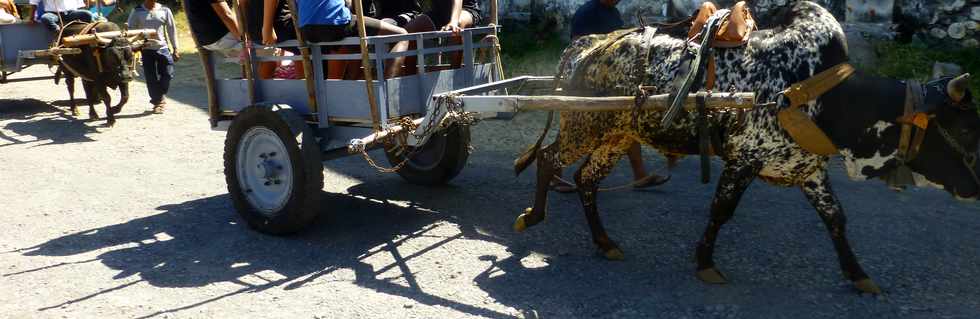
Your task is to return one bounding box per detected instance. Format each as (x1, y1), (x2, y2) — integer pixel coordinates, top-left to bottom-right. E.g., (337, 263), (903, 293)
(498, 25), (566, 77)
(871, 41), (980, 95)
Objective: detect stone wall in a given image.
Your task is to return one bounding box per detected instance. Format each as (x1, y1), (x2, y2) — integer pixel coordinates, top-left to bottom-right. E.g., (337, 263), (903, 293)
(491, 0), (980, 47)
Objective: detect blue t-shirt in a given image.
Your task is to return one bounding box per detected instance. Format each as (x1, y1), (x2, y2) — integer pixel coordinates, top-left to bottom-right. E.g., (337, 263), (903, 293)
(298, 0), (351, 27)
(570, 0), (624, 38)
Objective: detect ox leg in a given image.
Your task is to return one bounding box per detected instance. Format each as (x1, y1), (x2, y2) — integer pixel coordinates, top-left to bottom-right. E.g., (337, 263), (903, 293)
(573, 139), (631, 260)
(801, 170), (880, 294)
(695, 163), (759, 284)
(100, 85), (115, 127)
(82, 81), (100, 120)
(514, 142), (560, 232)
(66, 75), (80, 117)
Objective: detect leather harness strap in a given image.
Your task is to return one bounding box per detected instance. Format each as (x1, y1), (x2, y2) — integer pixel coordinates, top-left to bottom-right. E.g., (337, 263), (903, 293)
(896, 82), (927, 162)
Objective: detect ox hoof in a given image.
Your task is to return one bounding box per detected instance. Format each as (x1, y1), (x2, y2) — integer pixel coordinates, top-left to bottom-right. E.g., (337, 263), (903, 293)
(90, 113), (100, 120)
(854, 278), (882, 295)
(696, 268), (728, 284)
(601, 247), (625, 261)
(513, 209), (533, 232)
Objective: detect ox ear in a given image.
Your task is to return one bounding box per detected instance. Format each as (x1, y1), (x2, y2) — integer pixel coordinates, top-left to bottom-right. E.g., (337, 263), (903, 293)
(947, 73), (971, 103)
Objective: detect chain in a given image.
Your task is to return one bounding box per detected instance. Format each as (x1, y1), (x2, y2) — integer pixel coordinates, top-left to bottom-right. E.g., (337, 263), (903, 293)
(934, 120), (980, 192)
(359, 93), (480, 173)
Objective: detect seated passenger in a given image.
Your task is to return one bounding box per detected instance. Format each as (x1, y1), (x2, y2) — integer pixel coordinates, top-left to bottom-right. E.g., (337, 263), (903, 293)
(28, 0), (95, 32)
(87, 0), (115, 19)
(0, 0), (19, 24)
(243, 0), (302, 79)
(401, 0), (483, 72)
(200, 0), (243, 52)
(432, 0), (482, 33)
(297, 0), (407, 78)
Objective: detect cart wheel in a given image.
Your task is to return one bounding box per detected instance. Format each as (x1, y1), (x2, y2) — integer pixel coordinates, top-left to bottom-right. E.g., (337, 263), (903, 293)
(224, 104), (323, 235)
(384, 124), (471, 185)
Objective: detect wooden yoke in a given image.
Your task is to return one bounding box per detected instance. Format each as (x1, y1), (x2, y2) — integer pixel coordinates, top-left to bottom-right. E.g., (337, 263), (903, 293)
(61, 29), (158, 47)
(353, 0), (383, 132)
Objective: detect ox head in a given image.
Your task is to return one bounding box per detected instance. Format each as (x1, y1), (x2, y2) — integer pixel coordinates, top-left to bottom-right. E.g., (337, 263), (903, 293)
(99, 36), (136, 87)
(907, 74), (980, 199)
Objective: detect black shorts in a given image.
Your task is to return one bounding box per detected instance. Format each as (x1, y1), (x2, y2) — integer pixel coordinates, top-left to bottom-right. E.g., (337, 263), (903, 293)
(380, 12), (420, 28)
(300, 17), (381, 43)
(425, 6), (483, 28)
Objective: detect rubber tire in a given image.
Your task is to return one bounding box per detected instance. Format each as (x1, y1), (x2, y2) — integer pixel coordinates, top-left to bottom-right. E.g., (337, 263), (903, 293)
(224, 104), (324, 235)
(384, 124), (471, 186)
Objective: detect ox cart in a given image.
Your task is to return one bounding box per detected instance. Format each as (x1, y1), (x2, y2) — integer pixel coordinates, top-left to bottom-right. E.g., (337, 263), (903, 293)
(0, 16), (56, 84)
(194, 0), (755, 234)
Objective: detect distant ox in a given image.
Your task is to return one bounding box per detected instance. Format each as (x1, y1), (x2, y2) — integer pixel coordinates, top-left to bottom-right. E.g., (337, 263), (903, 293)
(58, 21), (135, 127)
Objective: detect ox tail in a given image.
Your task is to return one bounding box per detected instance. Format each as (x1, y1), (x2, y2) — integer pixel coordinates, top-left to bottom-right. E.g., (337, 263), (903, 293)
(514, 111), (555, 176)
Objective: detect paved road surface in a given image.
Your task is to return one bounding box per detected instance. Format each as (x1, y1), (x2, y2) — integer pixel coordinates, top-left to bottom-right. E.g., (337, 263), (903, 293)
(1, 66), (979, 318)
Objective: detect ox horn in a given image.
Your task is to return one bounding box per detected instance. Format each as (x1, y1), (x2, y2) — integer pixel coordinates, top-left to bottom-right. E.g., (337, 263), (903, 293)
(947, 73), (971, 103)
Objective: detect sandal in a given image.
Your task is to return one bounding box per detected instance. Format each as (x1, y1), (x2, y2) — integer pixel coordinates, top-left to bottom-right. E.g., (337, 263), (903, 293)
(152, 104), (165, 114)
(632, 174), (670, 189)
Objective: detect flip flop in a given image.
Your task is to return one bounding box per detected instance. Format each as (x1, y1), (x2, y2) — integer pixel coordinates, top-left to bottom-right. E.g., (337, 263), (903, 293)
(632, 174), (671, 189)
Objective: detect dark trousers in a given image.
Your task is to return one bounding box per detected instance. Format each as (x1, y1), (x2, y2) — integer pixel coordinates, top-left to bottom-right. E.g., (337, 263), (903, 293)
(141, 48), (174, 105)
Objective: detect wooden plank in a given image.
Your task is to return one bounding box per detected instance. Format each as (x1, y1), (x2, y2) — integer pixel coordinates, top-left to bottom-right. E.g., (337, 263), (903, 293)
(457, 93), (756, 113)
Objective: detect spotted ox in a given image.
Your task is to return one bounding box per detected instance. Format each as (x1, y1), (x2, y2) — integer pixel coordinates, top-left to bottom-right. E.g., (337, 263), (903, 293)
(58, 21), (135, 127)
(512, 1), (977, 294)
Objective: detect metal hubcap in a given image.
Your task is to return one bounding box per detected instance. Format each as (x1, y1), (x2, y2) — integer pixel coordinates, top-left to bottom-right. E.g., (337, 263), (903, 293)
(237, 127), (293, 215)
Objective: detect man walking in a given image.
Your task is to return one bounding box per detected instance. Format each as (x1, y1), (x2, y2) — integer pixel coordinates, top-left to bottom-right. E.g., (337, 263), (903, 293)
(127, 0), (179, 114)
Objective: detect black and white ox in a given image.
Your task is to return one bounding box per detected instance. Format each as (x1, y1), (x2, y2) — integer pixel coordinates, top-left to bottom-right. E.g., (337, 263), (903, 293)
(512, 1), (977, 294)
(58, 22), (135, 127)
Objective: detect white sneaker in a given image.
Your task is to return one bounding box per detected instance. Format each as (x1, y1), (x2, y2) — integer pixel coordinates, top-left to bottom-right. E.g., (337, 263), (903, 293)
(202, 32), (240, 51)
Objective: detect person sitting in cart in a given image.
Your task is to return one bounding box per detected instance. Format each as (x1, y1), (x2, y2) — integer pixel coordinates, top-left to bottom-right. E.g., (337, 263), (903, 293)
(243, 0), (303, 79)
(190, 0), (243, 52)
(0, 0), (19, 24)
(27, 0), (94, 32)
(87, 0), (115, 20)
(420, 0), (482, 34)
(296, 0), (408, 78)
(127, 0), (178, 114)
(550, 0), (670, 193)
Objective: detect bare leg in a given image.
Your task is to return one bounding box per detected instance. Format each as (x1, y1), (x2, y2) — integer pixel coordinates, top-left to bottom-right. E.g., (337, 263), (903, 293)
(695, 162), (759, 283)
(801, 170), (880, 294)
(361, 16), (409, 78)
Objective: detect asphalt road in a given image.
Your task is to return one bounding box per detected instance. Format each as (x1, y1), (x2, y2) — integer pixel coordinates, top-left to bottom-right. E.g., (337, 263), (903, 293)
(1, 66), (979, 318)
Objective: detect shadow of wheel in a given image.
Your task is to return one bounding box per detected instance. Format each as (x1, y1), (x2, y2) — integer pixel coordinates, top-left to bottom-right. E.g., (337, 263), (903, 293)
(224, 104), (323, 235)
(384, 124), (471, 186)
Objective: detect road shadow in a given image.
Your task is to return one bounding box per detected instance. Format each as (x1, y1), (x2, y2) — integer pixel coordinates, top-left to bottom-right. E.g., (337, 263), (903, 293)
(12, 186), (519, 318)
(9, 151), (980, 318)
(0, 98), (97, 146)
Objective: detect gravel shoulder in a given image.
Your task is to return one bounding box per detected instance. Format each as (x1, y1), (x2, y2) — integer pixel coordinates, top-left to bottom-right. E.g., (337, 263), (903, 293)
(1, 66), (979, 318)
